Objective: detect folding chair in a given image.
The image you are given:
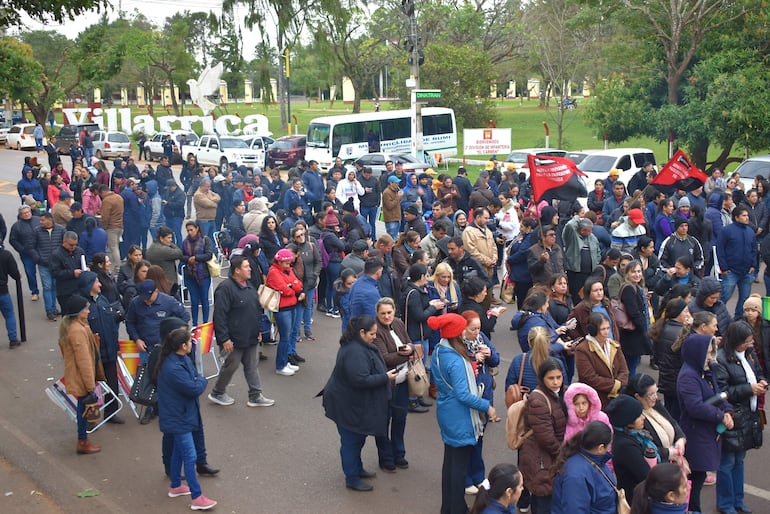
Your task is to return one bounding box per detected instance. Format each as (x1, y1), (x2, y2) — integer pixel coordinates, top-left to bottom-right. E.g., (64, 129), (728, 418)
(179, 265), (213, 306)
(192, 322), (220, 380)
(116, 356), (140, 419)
(212, 231), (231, 273)
(45, 379), (123, 434)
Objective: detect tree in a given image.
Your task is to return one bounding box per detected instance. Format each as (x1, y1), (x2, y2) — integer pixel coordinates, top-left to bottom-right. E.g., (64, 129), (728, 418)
(211, 9), (245, 100)
(0, 0), (107, 28)
(0, 37), (44, 116)
(248, 40), (277, 108)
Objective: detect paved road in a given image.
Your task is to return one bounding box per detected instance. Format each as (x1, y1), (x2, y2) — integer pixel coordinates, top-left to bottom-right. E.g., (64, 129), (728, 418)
(1, 148), (770, 513)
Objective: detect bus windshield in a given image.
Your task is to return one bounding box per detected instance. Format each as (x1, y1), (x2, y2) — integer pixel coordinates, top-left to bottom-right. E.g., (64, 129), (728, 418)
(307, 123), (330, 148)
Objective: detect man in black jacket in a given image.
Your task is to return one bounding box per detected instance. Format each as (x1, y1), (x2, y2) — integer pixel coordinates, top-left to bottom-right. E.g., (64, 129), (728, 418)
(9, 205), (40, 302)
(0, 245), (21, 347)
(453, 167), (473, 214)
(33, 213), (65, 321)
(50, 231), (87, 317)
(163, 179), (186, 245)
(209, 255), (275, 408)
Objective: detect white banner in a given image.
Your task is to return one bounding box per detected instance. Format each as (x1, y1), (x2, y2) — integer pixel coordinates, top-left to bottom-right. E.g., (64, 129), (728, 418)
(463, 128), (511, 155)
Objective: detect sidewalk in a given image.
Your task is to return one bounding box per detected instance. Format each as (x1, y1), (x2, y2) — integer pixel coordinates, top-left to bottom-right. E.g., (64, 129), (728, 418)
(0, 456), (64, 514)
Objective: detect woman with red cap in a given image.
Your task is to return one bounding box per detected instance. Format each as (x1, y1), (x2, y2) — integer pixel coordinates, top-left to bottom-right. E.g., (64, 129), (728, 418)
(266, 248), (306, 377)
(430, 313), (498, 514)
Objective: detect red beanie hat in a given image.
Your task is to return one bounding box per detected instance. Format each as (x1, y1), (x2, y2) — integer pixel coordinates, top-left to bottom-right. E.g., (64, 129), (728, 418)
(427, 313), (467, 339)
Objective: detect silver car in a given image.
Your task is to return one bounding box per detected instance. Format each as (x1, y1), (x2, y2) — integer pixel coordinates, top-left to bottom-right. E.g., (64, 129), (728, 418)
(92, 130), (132, 159)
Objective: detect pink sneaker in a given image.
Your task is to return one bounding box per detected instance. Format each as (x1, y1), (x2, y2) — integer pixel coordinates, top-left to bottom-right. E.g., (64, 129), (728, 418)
(191, 494), (217, 510)
(704, 472), (716, 485)
(168, 485), (191, 497)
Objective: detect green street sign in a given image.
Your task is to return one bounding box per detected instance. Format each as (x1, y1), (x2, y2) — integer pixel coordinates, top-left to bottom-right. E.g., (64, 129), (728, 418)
(415, 89), (441, 102)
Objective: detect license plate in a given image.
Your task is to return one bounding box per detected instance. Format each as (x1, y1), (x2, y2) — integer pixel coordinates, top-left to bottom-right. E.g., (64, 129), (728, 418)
(275, 160), (283, 164)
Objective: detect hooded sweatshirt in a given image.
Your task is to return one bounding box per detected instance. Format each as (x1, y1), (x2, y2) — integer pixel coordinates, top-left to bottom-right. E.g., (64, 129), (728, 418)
(563, 382), (612, 442)
(687, 277), (731, 336)
(243, 197), (269, 235)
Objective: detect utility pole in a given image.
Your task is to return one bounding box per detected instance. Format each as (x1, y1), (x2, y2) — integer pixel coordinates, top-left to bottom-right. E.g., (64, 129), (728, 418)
(285, 48), (292, 135)
(402, 0), (423, 160)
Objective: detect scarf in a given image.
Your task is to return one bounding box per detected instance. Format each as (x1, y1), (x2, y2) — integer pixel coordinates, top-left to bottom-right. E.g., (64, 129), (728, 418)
(183, 234), (206, 284)
(643, 407), (675, 449)
(436, 339), (484, 441)
(736, 350), (758, 411)
(619, 426), (660, 463)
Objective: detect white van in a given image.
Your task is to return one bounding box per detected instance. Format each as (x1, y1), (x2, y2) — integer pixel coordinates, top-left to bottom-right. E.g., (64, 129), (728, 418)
(578, 148), (657, 187)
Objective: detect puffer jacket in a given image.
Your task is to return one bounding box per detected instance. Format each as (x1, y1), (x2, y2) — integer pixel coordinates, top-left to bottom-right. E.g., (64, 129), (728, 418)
(401, 282), (438, 342)
(157, 353), (207, 434)
(32, 223), (65, 264)
(519, 387), (566, 496)
(552, 450), (617, 514)
(243, 197), (269, 234)
(687, 277), (731, 336)
(563, 382), (612, 442)
(715, 347), (765, 452)
(656, 320), (685, 397)
(9, 214), (40, 257)
(266, 262), (302, 311)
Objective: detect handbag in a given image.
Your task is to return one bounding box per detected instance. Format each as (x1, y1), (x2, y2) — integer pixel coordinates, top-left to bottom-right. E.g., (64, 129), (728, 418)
(579, 454), (631, 514)
(500, 274), (515, 304)
(129, 362), (158, 406)
(109, 299), (126, 323)
(505, 352), (530, 408)
(610, 285), (636, 331)
(258, 284), (281, 312)
(206, 255), (221, 278)
(406, 358), (429, 397)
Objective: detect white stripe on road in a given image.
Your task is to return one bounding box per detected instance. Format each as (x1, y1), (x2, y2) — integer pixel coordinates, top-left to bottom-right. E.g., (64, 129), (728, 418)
(746, 483), (770, 502)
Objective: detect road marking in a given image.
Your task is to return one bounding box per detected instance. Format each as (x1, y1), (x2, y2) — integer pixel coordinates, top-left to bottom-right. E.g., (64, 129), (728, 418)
(746, 483), (770, 501)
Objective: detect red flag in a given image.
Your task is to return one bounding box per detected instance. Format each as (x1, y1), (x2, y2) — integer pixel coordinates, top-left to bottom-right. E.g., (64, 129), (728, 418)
(651, 150), (709, 192)
(528, 154), (587, 203)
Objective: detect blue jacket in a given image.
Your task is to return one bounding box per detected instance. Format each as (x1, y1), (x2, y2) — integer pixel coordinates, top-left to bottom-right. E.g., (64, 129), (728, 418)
(506, 350), (567, 392)
(302, 169), (325, 204)
(677, 333), (732, 471)
(506, 232), (536, 283)
(79, 227), (108, 262)
(552, 450), (616, 514)
(157, 353), (207, 434)
(79, 273), (119, 364)
(17, 176), (44, 202)
(431, 342), (490, 447)
(717, 219), (756, 275)
(126, 292), (190, 350)
(510, 310), (561, 352)
(479, 500), (515, 514)
(705, 192), (724, 249)
(347, 275), (381, 321)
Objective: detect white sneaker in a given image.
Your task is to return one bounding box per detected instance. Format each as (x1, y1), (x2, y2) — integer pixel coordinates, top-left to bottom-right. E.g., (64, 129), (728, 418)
(287, 363), (300, 371)
(208, 391), (235, 406)
(464, 485), (478, 495)
(275, 365), (295, 376)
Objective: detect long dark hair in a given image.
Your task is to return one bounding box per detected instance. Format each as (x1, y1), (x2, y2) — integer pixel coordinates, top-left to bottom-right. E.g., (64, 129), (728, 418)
(551, 421), (612, 478)
(339, 315), (376, 346)
(470, 463), (521, 514)
(724, 319), (754, 360)
(154, 327), (190, 380)
(673, 311), (715, 352)
(649, 298), (687, 341)
(537, 357), (564, 389)
(631, 463), (685, 513)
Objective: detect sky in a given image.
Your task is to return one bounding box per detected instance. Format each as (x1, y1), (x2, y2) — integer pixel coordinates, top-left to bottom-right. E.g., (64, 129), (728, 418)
(17, 0), (267, 60)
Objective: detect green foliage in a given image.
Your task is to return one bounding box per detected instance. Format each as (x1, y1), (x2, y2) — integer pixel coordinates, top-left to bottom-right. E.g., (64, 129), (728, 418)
(0, 0), (107, 27)
(421, 42), (495, 129)
(0, 37), (43, 104)
(583, 74), (648, 143)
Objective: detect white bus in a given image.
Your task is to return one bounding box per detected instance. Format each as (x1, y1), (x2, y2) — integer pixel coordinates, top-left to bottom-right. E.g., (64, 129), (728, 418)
(305, 107), (457, 170)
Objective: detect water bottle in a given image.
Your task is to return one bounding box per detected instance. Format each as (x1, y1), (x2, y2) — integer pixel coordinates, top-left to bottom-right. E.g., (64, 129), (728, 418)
(644, 447), (657, 468)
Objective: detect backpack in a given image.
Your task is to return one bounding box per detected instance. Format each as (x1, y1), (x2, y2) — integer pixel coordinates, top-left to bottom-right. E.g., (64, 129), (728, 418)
(506, 389), (550, 450)
(319, 233), (331, 268)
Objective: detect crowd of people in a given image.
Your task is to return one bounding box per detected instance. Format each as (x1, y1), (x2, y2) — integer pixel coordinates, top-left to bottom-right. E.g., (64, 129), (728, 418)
(7, 145), (769, 513)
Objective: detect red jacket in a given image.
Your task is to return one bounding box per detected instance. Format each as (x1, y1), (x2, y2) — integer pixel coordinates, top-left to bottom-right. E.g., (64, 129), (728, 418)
(266, 263), (302, 310)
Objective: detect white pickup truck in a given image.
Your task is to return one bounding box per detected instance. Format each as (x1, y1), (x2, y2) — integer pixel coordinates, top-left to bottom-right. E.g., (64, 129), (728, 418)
(182, 134), (262, 172)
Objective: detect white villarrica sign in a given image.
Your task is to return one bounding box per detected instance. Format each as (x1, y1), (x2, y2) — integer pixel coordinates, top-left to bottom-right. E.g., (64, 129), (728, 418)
(463, 128), (512, 156)
(62, 107), (270, 137)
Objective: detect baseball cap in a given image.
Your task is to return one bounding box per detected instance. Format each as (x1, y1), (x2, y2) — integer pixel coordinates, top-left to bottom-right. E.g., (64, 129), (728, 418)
(127, 177), (141, 185)
(138, 280), (157, 300)
(608, 169), (620, 177)
(387, 175), (401, 184)
(628, 209), (645, 225)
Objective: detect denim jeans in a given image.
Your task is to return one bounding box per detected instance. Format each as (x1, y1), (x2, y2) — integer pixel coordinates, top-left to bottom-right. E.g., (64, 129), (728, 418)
(35, 137), (43, 151)
(441, 443), (474, 514)
(274, 308), (295, 370)
(163, 429), (207, 474)
(0, 293), (17, 341)
(625, 354), (641, 377)
(185, 277), (211, 326)
(169, 432), (202, 499)
(301, 287), (315, 336)
(167, 216), (184, 246)
(336, 424), (368, 487)
(197, 221), (217, 252)
(360, 206), (379, 239)
(465, 435), (486, 487)
(375, 381), (409, 466)
(289, 303), (301, 356)
(20, 255), (38, 295)
(212, 345), (262, 396)
(76, 395), (88, 440)
(385, 221), (401, 242)
(720, 270), (755, 318)
(325, 262), (341, 311)
(717, 449), (747, 511)
(38, 265), (57, 314)
(84, 147), (94, 164)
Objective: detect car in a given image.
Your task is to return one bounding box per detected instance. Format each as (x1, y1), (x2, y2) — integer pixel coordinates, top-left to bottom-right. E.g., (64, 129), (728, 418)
(6, 123), (45, 150)
(733, 155), (770, 191)
(237, 134), (274, 169)
(351, 152), (432, 177)
(54, 123), (100, 154)
(578, 148), (657, 187)
(505, 148), (568, 168)
(267, 135), (306, 168)
(0, 127), (9, 145)
(144, 130), (199, 164)
(564, 150), (598, 165)
(91, 130), (132, 159)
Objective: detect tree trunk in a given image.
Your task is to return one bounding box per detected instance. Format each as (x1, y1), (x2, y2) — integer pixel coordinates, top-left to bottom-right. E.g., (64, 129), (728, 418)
(167, 72), (181, 116)
(352, 88), (361, 114)
(690, 138), (710, 171)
